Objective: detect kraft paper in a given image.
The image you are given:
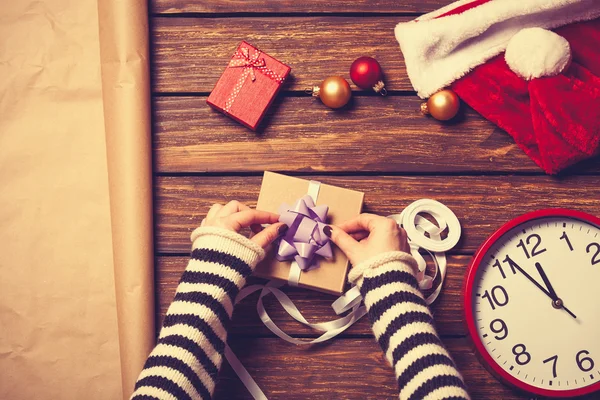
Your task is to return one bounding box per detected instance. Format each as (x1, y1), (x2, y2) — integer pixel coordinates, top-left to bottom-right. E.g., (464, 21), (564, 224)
(0, 0), (122, 399)
(98, 0), (155, 397)
(0, 0), (155, 398)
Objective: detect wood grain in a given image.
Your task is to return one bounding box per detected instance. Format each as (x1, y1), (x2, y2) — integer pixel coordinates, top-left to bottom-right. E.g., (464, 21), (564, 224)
(152, 17), (413, 93)
(155, 175), (600, 254)
(151, 0), (455, 15)
(153, 96), (575, 173)
(150, 2), (600, 398)
(214, 337), (526, 400)
(156, 255), (469, 337)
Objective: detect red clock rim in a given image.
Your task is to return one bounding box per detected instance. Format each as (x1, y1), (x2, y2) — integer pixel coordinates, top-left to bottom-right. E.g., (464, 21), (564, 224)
(463, 208), (600, 398)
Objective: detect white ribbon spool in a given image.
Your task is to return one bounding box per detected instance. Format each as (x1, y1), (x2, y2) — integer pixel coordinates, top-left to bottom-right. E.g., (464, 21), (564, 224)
(226, 198), (461, 399)
(388, 199), (461, 304)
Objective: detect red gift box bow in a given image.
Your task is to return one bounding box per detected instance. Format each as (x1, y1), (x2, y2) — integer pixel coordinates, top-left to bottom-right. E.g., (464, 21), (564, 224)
(224, 46), (286, 113)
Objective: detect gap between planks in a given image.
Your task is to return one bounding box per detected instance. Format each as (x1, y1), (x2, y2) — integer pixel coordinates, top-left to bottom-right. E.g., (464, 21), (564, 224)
(149, 0), (457, 15)
(151, 12), (425, 18)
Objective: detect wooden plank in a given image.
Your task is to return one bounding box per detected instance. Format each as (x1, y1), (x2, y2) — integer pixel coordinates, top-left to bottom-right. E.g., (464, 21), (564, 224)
(152, 17), (414, 93)
(156, 255), (469, 337)
(151, 0), (455, 15)
(155, 175), (600, 254)
(153, 96), (565, 173)
(214, 337), (526, 399)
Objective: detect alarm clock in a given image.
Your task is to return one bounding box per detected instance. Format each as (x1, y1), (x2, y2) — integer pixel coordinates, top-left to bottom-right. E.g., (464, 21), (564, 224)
(464, 209), (600, 398)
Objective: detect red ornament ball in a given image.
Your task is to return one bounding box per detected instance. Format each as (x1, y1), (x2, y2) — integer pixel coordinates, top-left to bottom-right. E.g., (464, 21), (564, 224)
(350, 56), (385, 92)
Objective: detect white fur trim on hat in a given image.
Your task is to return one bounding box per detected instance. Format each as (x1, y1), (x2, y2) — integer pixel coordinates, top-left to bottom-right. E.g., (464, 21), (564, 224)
(505, 28), (571, 80)
(395, 0), (600, 98)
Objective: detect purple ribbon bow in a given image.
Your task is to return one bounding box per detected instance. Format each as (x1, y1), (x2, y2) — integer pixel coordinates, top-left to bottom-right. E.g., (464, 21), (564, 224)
(276, 195), (333, 271)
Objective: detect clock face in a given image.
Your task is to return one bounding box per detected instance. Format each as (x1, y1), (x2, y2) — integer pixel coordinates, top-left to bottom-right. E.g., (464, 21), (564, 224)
(465, 209), (600, 398)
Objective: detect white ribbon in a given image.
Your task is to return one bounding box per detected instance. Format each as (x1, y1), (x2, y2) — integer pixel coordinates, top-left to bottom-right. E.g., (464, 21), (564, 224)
(225, 198), (461, 399)
(225, 281), (367, 399)
(225, 346), (268, 400)
(286, 180), (322, 287)
(388, 199), (461, 304)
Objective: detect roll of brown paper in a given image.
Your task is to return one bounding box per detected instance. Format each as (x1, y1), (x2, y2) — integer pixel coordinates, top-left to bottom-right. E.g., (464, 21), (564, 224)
(98, 0), (155, 397)
(0, 0), (124, 398)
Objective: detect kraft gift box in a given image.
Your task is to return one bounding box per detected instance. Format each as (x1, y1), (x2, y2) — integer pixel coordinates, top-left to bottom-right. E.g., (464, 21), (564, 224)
(255, 172), (364, 295)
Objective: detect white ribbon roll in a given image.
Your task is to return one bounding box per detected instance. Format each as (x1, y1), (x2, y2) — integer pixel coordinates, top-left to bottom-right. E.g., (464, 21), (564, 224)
(388, 199), (461, 304)
(226, 198), (461, 399)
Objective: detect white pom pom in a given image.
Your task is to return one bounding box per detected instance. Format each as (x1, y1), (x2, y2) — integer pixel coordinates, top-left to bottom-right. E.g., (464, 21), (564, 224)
(505, 28), (571, 80)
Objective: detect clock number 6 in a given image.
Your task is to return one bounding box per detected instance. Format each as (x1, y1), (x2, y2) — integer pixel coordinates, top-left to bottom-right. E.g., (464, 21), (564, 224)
(576, 350), (595, 372)
(543, 355), (558, 378)
(516, 234), (547, 259)
(512, 344), (531, 366)
(481, 285), (509, 310)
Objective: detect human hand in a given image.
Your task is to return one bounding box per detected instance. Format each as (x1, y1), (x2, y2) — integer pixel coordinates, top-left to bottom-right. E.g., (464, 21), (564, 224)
(324, 213), (410, 266)
(200, 200), (287, 249)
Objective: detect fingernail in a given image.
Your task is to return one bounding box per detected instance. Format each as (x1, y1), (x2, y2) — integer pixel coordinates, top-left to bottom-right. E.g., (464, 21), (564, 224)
(278, 224), (289, 236)
(323, 225), (332, 237)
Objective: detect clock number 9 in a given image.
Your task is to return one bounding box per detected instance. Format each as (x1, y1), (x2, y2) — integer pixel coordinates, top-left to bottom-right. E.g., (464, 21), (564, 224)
(512, 344), (531, 366)
(516, 234), (547, 259)
(576, 350), (595, 372)
(489, 319), (508, 340)
(481, 285), (509, 310)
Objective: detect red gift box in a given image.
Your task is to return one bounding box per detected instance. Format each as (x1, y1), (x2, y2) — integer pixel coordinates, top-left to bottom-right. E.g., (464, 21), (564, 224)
(207, 41), (291, 131)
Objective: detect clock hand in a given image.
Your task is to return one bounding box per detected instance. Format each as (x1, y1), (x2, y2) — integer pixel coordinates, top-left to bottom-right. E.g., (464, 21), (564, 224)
(535, 262), (577, 319)
(506, 258), (577, 319)
(506, 258), (551, 296)
(535, 262), (558, 299)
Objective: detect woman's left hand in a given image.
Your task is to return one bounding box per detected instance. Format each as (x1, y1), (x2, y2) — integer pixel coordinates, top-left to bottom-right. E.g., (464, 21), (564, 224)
(200, 200), (287, 249)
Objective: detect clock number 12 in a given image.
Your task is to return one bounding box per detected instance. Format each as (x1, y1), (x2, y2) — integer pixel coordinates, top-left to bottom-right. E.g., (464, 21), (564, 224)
(516, 234), (547, 259)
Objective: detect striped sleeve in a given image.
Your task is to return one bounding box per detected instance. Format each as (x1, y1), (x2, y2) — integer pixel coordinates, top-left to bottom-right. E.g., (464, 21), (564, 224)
(349, 251), (470, 400)
(131, 227), (265, 400)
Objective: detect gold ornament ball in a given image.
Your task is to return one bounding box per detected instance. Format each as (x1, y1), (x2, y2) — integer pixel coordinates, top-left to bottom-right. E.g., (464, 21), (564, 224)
(317, 76), (352, 109)
(421, 89), (460, 121)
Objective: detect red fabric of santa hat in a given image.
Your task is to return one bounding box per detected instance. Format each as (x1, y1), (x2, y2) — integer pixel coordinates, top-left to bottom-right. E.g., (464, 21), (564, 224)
(396, 0), (600, 174)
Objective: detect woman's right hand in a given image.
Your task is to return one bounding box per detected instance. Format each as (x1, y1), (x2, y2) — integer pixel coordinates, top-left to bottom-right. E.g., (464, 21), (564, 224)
(325, 213), (410, 267)
(200, 200), (286, 249)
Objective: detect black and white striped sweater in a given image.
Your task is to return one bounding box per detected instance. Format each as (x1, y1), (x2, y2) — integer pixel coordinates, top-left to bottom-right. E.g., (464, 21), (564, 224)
(131, 227), (470, 400)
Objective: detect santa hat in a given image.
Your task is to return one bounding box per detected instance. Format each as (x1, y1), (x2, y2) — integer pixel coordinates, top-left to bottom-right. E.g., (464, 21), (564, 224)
(395, 0), (600, 174)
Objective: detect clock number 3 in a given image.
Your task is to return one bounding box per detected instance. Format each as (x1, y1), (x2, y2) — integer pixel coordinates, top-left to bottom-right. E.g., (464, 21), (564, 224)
(516, 234), (547, 259)
(543, 355), (558, 378)
(512, 344), (531, 366)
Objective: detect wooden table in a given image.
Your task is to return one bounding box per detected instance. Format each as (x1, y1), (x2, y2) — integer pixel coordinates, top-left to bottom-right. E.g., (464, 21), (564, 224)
(150, 1), (600, 398)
